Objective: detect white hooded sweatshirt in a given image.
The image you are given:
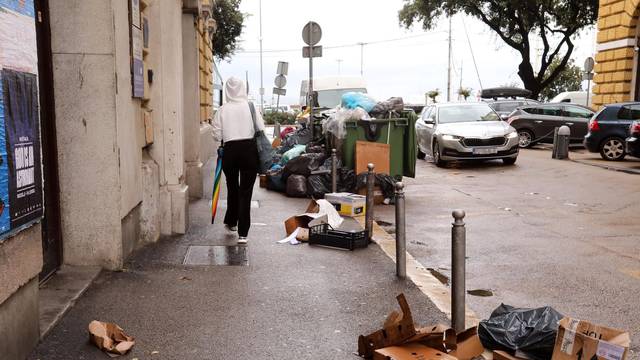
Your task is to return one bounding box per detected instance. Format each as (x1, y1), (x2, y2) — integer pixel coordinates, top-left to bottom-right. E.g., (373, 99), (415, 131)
(212, 77), (266, 143)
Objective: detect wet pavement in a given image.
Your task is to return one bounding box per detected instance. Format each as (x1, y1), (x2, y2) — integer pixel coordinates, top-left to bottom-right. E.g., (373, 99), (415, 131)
(29, 158), (447, 359)
(375, 146), (640, 357)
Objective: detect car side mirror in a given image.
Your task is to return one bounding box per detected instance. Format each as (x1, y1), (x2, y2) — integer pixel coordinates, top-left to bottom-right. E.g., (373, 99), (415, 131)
(500, 114), (509, 121)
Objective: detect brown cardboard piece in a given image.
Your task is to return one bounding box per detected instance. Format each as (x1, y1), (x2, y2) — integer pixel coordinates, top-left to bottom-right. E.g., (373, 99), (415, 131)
(551, 318), (630, 360)
(374, 343), (458, 360)
(283, 200), (343, 236)
(88, 320), (135, 357)
(449, 327), (485, 360)
(493, 350), (529, 360)
(355, 141), (390, 175)
(358, 186), (385, 205)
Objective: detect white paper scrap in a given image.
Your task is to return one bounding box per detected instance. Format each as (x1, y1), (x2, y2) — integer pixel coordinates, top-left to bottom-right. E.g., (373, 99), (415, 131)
(278, 228), (301, 245)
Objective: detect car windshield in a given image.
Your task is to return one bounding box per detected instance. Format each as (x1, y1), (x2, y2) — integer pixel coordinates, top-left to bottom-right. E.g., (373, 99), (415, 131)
(316, 88), (367, 108)
(438, 105), (500, 123)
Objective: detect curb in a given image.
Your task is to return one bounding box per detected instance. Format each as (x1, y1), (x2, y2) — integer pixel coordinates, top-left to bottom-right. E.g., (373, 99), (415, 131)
(356, 217), (480, 327)
(570, 158), (640, 175)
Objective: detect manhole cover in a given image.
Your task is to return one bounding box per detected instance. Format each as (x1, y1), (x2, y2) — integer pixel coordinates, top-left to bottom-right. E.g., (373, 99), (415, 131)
(215, 200), (260, 209)
(183, 246), (248, 266)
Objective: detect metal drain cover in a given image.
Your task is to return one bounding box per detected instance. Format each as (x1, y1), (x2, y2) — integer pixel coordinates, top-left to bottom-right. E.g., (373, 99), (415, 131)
(183, 246), (248, 266)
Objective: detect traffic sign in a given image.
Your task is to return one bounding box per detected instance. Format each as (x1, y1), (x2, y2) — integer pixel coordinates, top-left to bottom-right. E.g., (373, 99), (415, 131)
(582, 73), (594, 81)
(273, 87), (286, 96)
(303, 46), (323, 58)
(274, 74), (287, 88)
(277, 61), (289, 76)
(584, 57), (595, 73)
(302, 21), (322, 46)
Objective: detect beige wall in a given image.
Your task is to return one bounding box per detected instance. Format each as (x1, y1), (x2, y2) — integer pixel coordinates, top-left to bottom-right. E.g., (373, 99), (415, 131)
(0, 225), (42, 304)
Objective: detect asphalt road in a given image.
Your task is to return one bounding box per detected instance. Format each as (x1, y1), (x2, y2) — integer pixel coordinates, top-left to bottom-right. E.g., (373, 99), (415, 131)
(29, 159), (447, 360)
(376, 146), (640, 355)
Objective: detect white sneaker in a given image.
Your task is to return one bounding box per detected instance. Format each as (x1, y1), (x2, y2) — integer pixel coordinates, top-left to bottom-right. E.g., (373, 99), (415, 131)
(238, 236), (248, 245)
(225, 224), (238, 232)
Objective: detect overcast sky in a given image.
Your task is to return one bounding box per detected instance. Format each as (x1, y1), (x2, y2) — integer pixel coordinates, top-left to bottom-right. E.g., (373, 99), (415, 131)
(218, 0), (597, 105)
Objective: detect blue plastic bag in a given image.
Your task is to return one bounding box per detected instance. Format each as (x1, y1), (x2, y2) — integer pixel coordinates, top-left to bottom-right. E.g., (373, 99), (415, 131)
(341, 92), (376, 112)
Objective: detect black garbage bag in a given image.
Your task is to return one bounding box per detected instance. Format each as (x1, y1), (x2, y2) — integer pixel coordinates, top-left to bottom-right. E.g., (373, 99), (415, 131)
(266, 169), (287, 193)
(305, 144), (325, 154)
(356, 173), (397, 200)
(284, 153), (327, 177)
(281, 127), (312, 149)
(338, 169), (356, 193)
(307, 174), (331, 198)
(478, 304), (563, 360)
(286, 175), (308, 197)
(317, 157), (343, 172)
(370, 97), (404, 117)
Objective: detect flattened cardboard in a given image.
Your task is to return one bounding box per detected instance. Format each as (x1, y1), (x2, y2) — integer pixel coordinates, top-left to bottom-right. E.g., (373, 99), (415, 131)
(358, 294), (417, 358)
(284, 200), (343, 236)
(406, 324), (456, 352)
(494, 350), (529, 360)
(552, 318), (630, 360)
(374, 343), (458, 360)
(356, 141), (390, 175)
(449, 327), (485, 360)
(88, 320), (135, 357)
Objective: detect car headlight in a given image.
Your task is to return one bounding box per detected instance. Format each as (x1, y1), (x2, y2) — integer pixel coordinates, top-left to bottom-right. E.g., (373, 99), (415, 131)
(441, 134), (463, 141)
(506, 131), (518, 139)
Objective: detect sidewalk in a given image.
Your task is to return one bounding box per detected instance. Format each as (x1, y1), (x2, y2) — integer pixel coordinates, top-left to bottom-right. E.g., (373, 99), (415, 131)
(29, 158), (446, 359)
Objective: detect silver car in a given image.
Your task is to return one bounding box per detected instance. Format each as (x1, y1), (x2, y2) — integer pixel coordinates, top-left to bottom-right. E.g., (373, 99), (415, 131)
(416, 103), (520, 167)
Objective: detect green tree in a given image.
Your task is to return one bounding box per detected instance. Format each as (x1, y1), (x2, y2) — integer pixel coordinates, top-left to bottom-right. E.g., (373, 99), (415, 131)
(427, 89), (440, 103)
(539, 59), (583, 101)
(458, 87), (472, 100)
(399, 0), (598, 99)
(212, 0), (245, 60)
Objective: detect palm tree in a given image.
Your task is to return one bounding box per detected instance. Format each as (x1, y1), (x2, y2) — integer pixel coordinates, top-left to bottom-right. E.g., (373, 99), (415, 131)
(426, 89), (440, 104)
(458, 87), (472, 101)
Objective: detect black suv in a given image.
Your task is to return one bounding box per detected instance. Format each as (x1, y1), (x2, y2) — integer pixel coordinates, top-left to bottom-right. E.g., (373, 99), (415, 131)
(584, 102), (640, 161)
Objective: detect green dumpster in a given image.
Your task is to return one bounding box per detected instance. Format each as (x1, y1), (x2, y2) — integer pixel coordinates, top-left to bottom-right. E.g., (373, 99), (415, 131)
(341, 111), (417, 179)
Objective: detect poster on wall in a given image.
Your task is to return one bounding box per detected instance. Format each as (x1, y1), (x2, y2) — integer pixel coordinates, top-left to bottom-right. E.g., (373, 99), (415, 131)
(0, 0), (44, 239)
(131, 26), (144, 98)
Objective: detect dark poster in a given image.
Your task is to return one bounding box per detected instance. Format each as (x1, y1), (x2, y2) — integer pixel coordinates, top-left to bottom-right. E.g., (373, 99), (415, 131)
(1, 68), (43, 230)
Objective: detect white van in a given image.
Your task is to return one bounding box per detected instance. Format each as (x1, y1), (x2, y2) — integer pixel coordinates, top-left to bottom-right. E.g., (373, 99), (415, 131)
(299, 76), (367, 108)
(550, 91), (589, 107)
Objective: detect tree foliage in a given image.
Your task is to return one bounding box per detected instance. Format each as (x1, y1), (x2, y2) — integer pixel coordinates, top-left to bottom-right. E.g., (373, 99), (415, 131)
(212, 0), (245, 60)
(427, 89), (440, 103)
(458, 87), (472, 100)
(539, 58), (583, 101)
(399, 0), (598, 98)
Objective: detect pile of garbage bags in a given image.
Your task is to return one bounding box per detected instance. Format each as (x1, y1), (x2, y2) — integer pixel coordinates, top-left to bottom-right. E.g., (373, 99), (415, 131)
(324, 93), (405, 140)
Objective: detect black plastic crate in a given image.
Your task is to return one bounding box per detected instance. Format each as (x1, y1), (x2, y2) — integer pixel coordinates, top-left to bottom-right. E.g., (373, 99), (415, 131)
(309, 223), (368, 251)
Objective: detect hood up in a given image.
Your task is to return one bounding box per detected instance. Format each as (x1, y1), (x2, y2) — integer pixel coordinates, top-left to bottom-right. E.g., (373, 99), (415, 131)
(225, 77), (248, 103)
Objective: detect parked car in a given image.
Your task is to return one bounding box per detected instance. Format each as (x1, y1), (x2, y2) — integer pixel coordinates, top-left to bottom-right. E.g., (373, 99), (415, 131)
(507, 103), (594, 148)
(550, 91), (589, 107)
(415, 103), (519, 167)
(585, 102), (640, 160)
(625, 121), (640, 158)
(486, 99), (541, 120)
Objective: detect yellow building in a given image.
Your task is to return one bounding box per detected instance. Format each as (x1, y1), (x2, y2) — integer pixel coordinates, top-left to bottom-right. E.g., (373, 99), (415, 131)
(593, 0), (640, 108)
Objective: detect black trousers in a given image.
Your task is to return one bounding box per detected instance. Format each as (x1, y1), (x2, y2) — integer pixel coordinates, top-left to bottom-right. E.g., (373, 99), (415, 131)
(222, 138), (259, 237)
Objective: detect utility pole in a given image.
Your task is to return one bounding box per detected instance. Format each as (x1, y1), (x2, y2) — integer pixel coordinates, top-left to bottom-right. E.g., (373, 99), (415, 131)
(459, 60), (463, 100)
(447, 16), (452, 102)
(358, 42), (365, 76)
(259, 0), (264, 111)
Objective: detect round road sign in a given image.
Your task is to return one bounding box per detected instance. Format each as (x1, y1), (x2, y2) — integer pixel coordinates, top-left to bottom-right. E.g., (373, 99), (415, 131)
(302, 21), (322, 46)
(584, 57), (595, 73)
(274, 74), (287, 88)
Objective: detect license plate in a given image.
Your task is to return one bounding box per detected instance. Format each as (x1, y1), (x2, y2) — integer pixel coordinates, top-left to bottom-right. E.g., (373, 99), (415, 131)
(473, 148), (498, 155)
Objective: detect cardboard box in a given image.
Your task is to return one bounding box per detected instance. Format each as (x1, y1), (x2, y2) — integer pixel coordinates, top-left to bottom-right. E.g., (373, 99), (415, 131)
(493, 350), (529, 360)
(551, 318), (630, 360)
(374, 343), (457, 360)
(283, 200), (343, 236)
(358, 186), (385, 205)
(356, 141), (390, 175)
(259, 174), (267, 188)
(324, 192), (366, 217)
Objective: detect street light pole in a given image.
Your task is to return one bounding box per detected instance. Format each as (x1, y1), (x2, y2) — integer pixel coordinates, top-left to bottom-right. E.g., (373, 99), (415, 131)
(447, 16), (452, 102)
(259, 0), (264, 111)
(358, 42), (365, 77)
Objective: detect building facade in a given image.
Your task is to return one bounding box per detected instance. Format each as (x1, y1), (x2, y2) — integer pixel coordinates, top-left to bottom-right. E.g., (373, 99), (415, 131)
(593, 0), (640, 108)
(0, 0), (217, 358)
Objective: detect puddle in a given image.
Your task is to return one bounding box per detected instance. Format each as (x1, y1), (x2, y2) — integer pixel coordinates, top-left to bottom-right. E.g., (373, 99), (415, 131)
(183, 245), (248, 266)
(427, 268), (450, 286)
(467, 289), (494, 297)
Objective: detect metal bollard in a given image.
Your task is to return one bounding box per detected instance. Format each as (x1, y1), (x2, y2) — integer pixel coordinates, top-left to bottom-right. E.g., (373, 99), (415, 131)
(331, 148), (338, 193)
(274, 122), (281, 141)
(451, 210), (466, 333)
(365, 163), (375, 242)
(552, 125), (571, 160)
(395, 182), (406, 278)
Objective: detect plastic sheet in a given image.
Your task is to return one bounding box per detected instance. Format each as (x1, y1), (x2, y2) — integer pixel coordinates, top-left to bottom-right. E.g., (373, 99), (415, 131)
(307, 174), (331, 199)
(286, 175), (308, 198)
(478, 304), (563, 360)
(341, 92), (377, 112)
(370, 97), (405, 117)
(323, 107), (370, 139)
(281, 127), (312, 150)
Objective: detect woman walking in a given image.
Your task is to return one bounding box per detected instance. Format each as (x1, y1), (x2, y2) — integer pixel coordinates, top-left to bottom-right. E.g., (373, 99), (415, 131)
(212, 77), (264, 244)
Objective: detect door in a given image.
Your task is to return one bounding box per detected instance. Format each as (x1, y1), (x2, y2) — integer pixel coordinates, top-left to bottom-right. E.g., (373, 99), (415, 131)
(562, 105), (593, 140)
(536, 105), (565, 141)
(35, 0), (63, 282)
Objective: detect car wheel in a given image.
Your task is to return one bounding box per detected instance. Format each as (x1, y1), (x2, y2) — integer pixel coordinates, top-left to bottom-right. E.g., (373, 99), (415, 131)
(599, 137), (626, 161)
(517, 129), (535, 148)
(433, 141), (447, 168)
(417, 148), (426, 160)
(502, 157), (517, 165)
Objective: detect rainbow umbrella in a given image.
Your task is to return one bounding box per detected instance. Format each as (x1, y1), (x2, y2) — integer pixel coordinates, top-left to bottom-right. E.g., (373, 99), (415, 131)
(211, 148), (224, 224)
